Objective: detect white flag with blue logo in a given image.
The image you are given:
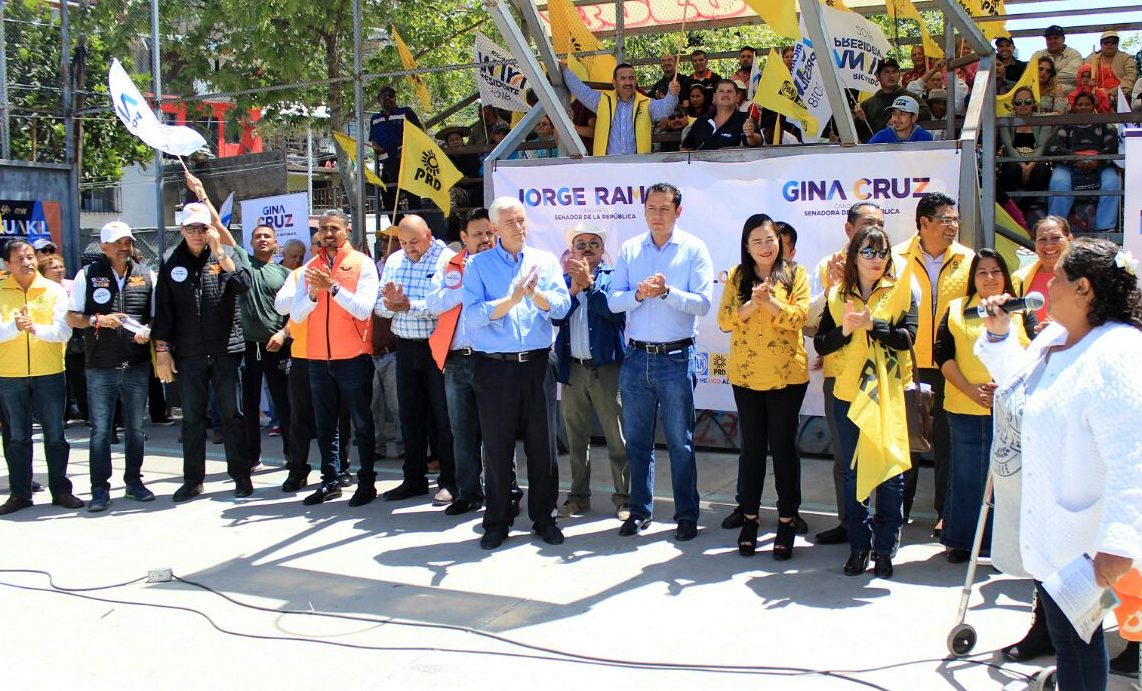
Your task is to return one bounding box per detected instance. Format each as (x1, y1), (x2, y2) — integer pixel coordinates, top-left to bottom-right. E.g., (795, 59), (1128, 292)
(108, 58), (207, 156)
(217, 192), (235, 228)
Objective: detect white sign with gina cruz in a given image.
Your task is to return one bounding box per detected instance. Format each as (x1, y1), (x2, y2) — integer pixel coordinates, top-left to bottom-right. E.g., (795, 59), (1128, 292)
(239, 192), (311, 258)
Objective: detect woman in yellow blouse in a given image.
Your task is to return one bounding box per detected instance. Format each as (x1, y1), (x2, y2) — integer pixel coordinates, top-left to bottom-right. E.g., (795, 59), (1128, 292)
(934, 249), (1032, 563)
(717, 214), (809, 558)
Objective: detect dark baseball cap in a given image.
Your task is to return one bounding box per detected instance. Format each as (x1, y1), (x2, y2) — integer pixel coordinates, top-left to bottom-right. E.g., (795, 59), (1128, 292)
(876, 58), (900, 76)
(1043, 25), (1065, 38)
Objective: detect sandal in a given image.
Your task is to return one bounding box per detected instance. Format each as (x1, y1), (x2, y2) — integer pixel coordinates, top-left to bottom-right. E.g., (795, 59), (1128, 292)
(773, 518), (795, 561)
(737, 516), (759, 556)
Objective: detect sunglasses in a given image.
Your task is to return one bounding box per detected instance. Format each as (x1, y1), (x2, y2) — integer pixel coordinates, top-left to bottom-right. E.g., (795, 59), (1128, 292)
(183, 224), (209, 234)
(573, 241), (601, 250)
(37, 247), (55, 254)
(1013, 99), (1036, 106)
(858, 247), (891, 260)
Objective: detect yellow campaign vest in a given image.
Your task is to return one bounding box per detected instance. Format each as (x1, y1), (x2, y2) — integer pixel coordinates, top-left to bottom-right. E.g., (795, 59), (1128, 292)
(0, 274), (67, 377)
(1011, 260), (1043, 297)
(826, 279), (914, 403)
(592, 90), (653, 156)
(942, 295), (1031, 415)
(892, 235), (974, 369)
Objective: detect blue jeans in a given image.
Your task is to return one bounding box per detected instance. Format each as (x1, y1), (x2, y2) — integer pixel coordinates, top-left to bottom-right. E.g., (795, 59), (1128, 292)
(941, 412), (993, 552)
(309, 355), (376, 485)
(1047, 165), (1122, 231)
(834, 398), (904, 555)
(0, 373), (71, 498)
(620, 345), (699, 523)
(1037, 581), (1108, 690)
(87, 362), (148, 492)
(445, 352), (483, 503)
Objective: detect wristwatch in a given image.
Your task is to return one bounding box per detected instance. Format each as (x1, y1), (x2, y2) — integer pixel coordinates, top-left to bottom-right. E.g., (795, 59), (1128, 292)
(330, 284), (341, 297)
(659, 286), (670, 300)
(89, 314), (98, 327)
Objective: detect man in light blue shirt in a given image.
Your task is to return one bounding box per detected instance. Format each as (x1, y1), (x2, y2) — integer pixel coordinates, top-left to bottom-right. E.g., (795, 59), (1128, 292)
(607, 182), (713, 541)
(463, 197), (571, 549)
(561, 61), (680, 155)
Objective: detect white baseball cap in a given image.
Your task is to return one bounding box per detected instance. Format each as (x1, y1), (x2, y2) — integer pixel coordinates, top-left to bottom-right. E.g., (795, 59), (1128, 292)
(32, 238), (57, 252)
(885, 95), (920, 115)
(181, 203), (212, 227)
(100, 221), (135, 244)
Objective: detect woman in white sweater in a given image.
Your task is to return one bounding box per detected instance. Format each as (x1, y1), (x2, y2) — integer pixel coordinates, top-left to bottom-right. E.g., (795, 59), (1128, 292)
(975, 237), (1142, 690)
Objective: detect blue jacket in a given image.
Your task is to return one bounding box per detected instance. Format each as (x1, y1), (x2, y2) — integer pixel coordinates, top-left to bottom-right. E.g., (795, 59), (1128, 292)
(553, 264), (625, 384)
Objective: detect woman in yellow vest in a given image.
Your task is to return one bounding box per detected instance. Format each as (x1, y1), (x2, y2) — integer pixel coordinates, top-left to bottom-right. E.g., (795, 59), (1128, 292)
(717, 214), (809, 559)
(1012, 215), (1073, 331)
(934, 249), (1032, 563)
(814, 225), (917, 579)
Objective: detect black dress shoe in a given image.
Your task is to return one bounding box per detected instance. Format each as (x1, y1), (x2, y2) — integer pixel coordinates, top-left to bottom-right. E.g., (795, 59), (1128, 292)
(31, 481), (44, 493)
(721, 505), (745, 529)
(337, 471), (355, 488)
(172, 484), (204, 503)
(444, 498), (482, 516)
(0, 496), (34, 515)
(947, 548), (971, 564)
(618, 516), (651, 536)
(383, 481), (428, 501)
(873, 552), (894, 579)
(534, 523), (564, 545)
(480, 528), (508, 550)
(347, 484), (378, 507)
(234, 477), (254, 498)
(281, 474), (309, 493)
(675, 519), (698, 542)
(844, 550), (871, 576)
(51, 493), (85, 509)
(302, 484), (342, 506)
(815, 524), (848, 545)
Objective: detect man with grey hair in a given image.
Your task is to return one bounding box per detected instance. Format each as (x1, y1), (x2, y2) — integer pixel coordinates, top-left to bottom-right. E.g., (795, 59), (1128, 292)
(553, 222), (629, 520)
(463, 196), (571, 549)
(290, 208), (380, 507)
(375, 214), (456, 504)
(280, 238), (307, 270)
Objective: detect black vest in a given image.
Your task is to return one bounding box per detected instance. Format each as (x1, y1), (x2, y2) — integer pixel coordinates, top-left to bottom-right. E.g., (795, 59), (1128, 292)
(82, 258), (153, 369)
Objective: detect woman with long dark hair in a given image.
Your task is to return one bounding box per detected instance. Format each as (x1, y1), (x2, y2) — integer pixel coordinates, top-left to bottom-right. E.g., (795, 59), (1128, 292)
(813, 226), (917, 578)
(717, 214), (809, 558)
(978, 237), (1142, 690)
(934, 249), (1032, 563)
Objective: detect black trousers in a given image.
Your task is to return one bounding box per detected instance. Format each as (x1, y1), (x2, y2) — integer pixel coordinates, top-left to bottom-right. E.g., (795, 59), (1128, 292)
(176, 352), (247, 484)
(242, 341), (291, 467)
(473, 352), (558, 533)
(733, 381), (808, 518)
(286, 357), (350, 480)
(148, 365), (169, 421)
(904, 367), (950, 521)
(65, 351), (87, 420)
(395, 338), (456, 491)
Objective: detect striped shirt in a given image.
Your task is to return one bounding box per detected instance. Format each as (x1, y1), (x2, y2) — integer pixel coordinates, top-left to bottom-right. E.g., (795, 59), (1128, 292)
(375, 239), (451, 339)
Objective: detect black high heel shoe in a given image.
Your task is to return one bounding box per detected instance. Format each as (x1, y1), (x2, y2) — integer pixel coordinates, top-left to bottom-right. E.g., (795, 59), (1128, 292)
(737, 516), (759, 556)
(773, 519), (795, 561)
(1002, 591), (1055, 662)
(844, 550), (870, 576)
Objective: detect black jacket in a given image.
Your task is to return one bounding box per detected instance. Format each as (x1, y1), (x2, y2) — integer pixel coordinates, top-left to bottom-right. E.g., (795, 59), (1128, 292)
(151, 240), (251, 358)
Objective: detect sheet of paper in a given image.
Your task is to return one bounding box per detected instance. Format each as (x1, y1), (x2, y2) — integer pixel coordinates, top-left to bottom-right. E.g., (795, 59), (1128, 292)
(1042, 554), (1120, 643)
(120, 316), (150, 340)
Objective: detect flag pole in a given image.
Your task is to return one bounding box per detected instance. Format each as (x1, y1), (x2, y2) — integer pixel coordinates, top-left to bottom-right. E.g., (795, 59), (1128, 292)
(673, 1), (690, 85)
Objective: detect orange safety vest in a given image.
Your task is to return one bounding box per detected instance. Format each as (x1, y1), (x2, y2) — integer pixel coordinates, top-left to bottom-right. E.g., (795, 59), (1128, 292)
(301, 245), (373, 361)
(428, 250), (467, 371)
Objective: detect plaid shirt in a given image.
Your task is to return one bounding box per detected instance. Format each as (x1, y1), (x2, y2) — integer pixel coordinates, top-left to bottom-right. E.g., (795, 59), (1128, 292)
(374, 239), (451, 339)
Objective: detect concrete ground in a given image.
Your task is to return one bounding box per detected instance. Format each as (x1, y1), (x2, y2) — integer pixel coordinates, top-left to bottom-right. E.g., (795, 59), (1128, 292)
(0, 419), (1137, 691)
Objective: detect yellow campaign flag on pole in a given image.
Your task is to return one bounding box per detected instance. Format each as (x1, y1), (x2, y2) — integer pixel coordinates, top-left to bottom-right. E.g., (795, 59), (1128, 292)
(546, 0), (616, 83)
(392, 26), (432, 113)
(332, 131), (386, 190)
(957, 0), (1010, 41)
(845, 281), (913, 501)
(995, 59), (1040, 116)
(886, 0), (944, 59)
(754, 49), (818, 135)
(741, 0), (799, 40)
(398, 122), (462, 216)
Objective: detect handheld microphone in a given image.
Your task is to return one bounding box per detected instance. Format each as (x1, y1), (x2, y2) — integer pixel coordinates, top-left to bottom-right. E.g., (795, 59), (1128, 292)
(965, 292), (1045, 320)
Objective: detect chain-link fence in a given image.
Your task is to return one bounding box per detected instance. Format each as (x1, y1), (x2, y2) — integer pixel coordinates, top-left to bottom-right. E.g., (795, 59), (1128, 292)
(1, 0), (65, 165)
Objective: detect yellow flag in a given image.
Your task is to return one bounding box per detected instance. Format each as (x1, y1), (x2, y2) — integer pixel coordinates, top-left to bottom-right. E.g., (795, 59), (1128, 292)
(392, 26), (432, 113)
(546, 0), (616, 83)
(994, 202), (1031, 272)
(741, 0), (799, 40)
(995, 58), (1040, 116)
(398, 122), (463, 216)
(846, 281), (913, 501)
(957, 0), (1009, 41)
(886, 0), (944, 59)
(332, 131), (386, 190)
(754, 49), (818, 135)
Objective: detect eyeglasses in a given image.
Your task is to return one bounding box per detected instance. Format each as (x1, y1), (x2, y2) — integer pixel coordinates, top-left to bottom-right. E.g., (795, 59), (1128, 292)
(1013, 99), (1036, 106)
(573, 240), (601, 250)
(929, 214), (961, 225)
(858, 247), (891, 260)
(37, 247), (55, 254)
(183, 224), (209, 234)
